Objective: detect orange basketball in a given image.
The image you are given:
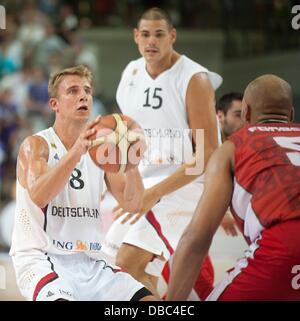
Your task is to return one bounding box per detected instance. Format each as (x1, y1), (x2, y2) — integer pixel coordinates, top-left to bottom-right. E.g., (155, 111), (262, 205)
(89, 113), (147, 173)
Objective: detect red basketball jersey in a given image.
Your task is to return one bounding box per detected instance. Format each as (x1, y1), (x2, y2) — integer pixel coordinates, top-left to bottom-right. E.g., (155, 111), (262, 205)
(229, 123), (300, 243)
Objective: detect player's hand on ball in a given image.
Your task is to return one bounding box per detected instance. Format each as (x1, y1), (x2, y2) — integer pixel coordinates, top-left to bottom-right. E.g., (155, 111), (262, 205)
(88, 113), (146, 173)
(71, 115), (101, 158)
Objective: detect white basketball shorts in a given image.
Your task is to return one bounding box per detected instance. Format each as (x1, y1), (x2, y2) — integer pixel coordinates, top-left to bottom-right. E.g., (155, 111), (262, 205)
(12, 250), (150, 301)
(103, 182), (204, 274)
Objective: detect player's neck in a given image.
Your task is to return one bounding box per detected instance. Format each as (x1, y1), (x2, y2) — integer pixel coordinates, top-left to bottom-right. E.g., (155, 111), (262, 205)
(257, 117), (289, 124)
(146, 51), (181, 79)
(53, 119), (86, 150)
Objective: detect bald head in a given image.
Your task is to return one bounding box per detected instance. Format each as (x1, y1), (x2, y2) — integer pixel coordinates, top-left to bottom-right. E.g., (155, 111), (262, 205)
(243, 74), (294, 123)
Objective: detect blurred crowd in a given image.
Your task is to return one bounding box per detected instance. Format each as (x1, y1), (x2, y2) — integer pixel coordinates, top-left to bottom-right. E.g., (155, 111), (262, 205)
(0, 2), (106, 192)
(0, 1), (108, 250)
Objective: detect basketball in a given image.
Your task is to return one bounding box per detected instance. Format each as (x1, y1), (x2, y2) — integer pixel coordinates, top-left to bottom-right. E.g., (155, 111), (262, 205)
(89, 113), (147, 173)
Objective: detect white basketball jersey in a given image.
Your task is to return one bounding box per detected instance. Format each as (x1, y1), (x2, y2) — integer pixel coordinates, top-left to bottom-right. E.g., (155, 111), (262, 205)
(116, 55), (222, 184)
(10, 127), (106, 256)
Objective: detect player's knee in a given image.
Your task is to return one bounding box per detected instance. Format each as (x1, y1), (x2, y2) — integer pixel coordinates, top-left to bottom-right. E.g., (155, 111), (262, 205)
(116, 245), (149, 274)
(116, 248), (135, 272)
(115, 253), (127, 270)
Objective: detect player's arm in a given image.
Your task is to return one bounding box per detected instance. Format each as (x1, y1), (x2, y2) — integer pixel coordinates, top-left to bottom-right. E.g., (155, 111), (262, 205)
(166, 140), (235, 301)
(18, 120), (98, 208)
(105, 167), (144, 214)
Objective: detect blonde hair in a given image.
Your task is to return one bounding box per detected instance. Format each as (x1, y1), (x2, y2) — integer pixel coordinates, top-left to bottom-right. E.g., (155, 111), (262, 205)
(48, 65), (93, 98)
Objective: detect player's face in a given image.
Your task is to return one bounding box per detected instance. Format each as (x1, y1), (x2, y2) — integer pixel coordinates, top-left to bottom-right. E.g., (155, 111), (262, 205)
(223, 100), (243, 137)
(134, 19), (176, 64)
(51, 75), (93, 121)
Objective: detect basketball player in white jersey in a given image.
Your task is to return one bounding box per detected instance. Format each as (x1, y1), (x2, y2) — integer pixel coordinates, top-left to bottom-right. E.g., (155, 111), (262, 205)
(9, 65), (155, 301)
(103, 7), (222, 298)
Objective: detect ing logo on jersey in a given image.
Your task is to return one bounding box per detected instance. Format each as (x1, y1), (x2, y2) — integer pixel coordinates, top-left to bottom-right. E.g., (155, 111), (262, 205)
(76, 240), (88, 251)
(51, 143), (57, 149)
(132, 69), (138, 75)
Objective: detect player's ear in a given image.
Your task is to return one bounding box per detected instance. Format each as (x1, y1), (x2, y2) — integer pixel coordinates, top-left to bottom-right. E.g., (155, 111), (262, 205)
(241, 103), (251, 123)
(290, 107), (295, 122)
(170, 28), (176, 44)
(133, 28), (139, 44)
(49, 97), (59, 113)
(245, 104), (251, 123)
(217, 110), (225, 124)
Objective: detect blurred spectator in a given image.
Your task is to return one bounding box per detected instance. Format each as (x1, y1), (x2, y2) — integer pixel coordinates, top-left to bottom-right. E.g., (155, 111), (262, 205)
(0, 88), (28, 162)
(92, 0), (117, 26)
(27, 67), (52, 132)
(0, 63), (33, 117)
(38, 0), (61, 21)
(34, 21), (68, 67)
(60, 4), (79, 30)
(0, 140), (6, 191)
(0, 49), (17, 80)
(0, 88), (18, 130)
(1, 14), (24, 70)
(0, 88), (18, 200)
(26, 67), (51, 132)
(72, 36), (98, 75)
(0, 181), (16, 250)
(18, 3), (45, 48)
(47, 50), (66, 75)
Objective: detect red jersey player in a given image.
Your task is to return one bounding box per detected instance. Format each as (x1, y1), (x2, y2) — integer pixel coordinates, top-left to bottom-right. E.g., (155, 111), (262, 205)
(167, 74), (300, 300)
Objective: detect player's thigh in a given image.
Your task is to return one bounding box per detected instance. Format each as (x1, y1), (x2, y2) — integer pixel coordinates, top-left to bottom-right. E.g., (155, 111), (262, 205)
(116, 243), (155, 271)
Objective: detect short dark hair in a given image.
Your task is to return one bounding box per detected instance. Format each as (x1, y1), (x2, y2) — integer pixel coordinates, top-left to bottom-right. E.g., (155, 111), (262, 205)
(137, 7), (173, 29)
(216, 92), (243, 114)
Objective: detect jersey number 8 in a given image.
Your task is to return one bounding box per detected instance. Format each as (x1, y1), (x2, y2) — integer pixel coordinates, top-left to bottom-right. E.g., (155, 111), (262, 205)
(70, 168), (84, 189)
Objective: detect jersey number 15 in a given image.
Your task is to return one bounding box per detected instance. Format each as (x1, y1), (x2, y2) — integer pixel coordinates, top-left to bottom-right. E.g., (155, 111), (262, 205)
(143, 87), (163, 109)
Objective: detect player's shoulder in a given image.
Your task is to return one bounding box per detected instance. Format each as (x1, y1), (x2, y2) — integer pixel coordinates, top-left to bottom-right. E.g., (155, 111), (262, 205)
(228, 126), (250, 149)
(180, 55), (208, 72)
(122, 57), (144, 75)
(178, 55), (223, 90)
(19, 132), (49, 156)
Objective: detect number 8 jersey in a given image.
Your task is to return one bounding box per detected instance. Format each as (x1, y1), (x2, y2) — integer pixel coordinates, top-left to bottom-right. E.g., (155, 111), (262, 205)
(10, 127), (105, 256)
(229, 123), (300, 244)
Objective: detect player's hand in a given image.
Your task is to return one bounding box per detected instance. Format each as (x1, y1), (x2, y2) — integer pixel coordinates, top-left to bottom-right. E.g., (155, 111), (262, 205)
(113, 187), (160, 225)
(221, 211), (239, 237)
(71, 116), (101, 157)
(112, 206), (143, 225)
